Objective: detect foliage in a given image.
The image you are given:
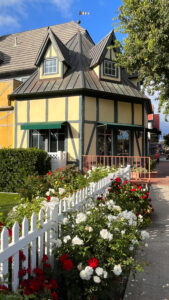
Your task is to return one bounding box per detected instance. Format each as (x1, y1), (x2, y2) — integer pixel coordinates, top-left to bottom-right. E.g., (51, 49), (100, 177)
(114, 0), (169, 116)
(0, 148), (51, 192)
(0, 193), (19, 221)
(51, 180), (151, 300)
(163, 134), (169, 147)
(150, 156), (157, 171)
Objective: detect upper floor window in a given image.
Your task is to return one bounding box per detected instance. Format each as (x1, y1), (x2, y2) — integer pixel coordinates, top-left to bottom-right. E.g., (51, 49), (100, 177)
(104, 60), (117, 77)
(43, 58), (58, 75)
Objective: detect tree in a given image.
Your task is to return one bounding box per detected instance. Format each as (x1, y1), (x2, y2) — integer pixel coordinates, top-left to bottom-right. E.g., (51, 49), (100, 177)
(163, 134), (169, 148)
(114, 0), (169, 116)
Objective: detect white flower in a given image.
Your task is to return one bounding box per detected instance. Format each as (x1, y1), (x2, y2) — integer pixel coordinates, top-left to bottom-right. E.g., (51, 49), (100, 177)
(113, 264), (122, 276)
(106, 200), (115, 210)
(80, 270), (90, 280)
(58, 188), (65, 195)
(103, 270), (108, 278)
(107, 214), (117, 222)
(100, 229), (113, 241)
(93, 276), (101, 283)
(77, 263), (83, 271)
(72, 235), (84, 246)
(49, 188), (55, 193)
(132, 239), (138, 245)
(129, 246), (134, 251)
(63, 235), (71, 243)
(53, 239), (62, 248)
(76, 213), (87, 224)
(95, 267), (104, 276)
(114, 228), (119, 232)
(141, 230), (150, 240)
(46, 191), (50, 196)
(113, 205), (121, 212)
(84, 266), (93, 276)
(121, 230), (126, 235)
(85, 226), (93, 232)
(62, 217), (69, 225)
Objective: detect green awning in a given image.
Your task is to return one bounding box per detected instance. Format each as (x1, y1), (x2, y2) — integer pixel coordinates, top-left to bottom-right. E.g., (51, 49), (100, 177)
(21, 121), (65, 130)
(98, 122), (144, 131)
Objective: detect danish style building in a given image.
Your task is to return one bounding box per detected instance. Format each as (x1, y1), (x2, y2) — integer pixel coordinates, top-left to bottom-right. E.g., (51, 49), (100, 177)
(0, 21), (152, 169)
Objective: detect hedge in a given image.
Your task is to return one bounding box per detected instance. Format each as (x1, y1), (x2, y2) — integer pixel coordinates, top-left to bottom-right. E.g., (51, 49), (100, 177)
(0, 148), (51, 192)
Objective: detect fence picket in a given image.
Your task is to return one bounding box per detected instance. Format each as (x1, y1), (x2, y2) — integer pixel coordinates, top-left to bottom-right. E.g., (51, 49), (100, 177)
(30, 213), (37, 274)
(49, 204), (58, 265)
(45, 207), (50, 258)
(38, 209), (44, 267)
(12, 222), (19, 292)
(22, 217), (29, 279)
(0, 227), (9, 286)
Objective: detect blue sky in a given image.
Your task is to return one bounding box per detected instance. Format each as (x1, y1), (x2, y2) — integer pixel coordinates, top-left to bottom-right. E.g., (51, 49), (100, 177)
(0, 0), (168, 137)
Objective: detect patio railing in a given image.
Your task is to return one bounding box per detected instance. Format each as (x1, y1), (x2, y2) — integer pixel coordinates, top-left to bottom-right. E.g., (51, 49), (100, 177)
(82, 155), (151, 182)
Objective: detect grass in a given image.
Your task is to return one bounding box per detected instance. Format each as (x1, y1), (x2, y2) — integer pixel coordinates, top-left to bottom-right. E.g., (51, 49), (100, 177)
(0, 193), (19, 221)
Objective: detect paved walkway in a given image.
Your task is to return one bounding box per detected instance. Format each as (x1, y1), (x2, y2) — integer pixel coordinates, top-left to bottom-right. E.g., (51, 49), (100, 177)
(124, 160), (169, 300)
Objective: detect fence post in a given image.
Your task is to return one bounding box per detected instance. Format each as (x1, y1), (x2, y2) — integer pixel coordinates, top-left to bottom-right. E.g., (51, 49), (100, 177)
(49, 204), (59, 266)
(22, 217), (29, 279)
(0, 227), (9, 286)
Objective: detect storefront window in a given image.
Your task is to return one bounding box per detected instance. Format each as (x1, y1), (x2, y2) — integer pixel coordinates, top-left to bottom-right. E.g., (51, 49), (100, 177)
(117, 130), (129, 156)
(30, 128), (65, 152)
(98, 126), (112, 155)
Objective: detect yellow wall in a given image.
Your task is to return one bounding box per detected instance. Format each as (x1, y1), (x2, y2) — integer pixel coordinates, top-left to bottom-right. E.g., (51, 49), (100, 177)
(48, 98), (65, 121)
(84, 124), (96, 155)
(99, 98), (114, 122)
(85, 97), (96, 121)
(134, 104), (142, 125)
(68, 123), (79, 161)
(30, 99), (46, 122)
(118, 102), (132, 124)
(17, 100), (27, 123)
(68, 96), (79, 121)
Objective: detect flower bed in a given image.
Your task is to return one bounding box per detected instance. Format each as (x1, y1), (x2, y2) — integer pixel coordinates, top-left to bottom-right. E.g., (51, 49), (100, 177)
(0, 177), (153, 300)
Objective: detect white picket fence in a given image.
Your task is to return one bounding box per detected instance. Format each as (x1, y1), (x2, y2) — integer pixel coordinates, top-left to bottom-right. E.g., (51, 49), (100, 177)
(0, 166), (130, 292)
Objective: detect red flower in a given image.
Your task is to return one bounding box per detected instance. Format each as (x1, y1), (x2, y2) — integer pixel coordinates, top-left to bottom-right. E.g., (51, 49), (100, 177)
(118, 186), (122, 189)
(125, 191), (128, 194)
(48, 171), (52, 175)
(8, 256), (12, 264)
(43, 263), (51, 269)
(47, 196), (51, 202)
(59, 167), (63, 172)
(146, 192), (149, 196)
(33, 267), (44, 276)
(59, 253), (69, 262)
(42, 254), (48, 263)
(138, 186), (142, 190)
(18, 269), (27, 277)
(140, 195), (147, 199)
(88, 257), (99, 269)
(123, 180), (128, 184)
(49, 279), (58, 289)
(114, 183), (117, 186)
(8, 228), (12, 237)
(19, 250), (26, 261)
(115, 177), (121, 183)
(130, 188), (136, 192)
(97, 196), (103, 201)
(60, 177), (64, 180)
(148, 199), (152, 203)
(51, 291), (59, 300)
(0, 284), (8, 291)
(0, 222), (3, 227)
(110, 178), (114, 181)
(26, 268), (31, 274)
(62, 259), (74, 271)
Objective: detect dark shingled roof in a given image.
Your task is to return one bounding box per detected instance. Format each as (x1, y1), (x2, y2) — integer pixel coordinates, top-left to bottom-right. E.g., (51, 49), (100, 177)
(0, 51), (4, 64)
(0, 21), (89, 76)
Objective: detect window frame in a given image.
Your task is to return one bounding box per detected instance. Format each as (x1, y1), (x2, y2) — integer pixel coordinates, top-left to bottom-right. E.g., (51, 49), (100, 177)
(103, 60), (118, 78)
(43, 57), (58, 75)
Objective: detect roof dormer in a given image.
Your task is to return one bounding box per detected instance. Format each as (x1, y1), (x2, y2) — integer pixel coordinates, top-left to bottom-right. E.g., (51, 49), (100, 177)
(89, 31), (121, 82)
(35, 28), (70, 80)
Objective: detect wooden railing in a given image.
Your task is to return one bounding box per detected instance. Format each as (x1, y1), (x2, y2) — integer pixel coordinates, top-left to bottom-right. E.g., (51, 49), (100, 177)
(82, 155), (151, 182)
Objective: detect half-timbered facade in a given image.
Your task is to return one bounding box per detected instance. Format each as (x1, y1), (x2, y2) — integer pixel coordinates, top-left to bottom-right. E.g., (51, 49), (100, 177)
(0, 21), (152, 169)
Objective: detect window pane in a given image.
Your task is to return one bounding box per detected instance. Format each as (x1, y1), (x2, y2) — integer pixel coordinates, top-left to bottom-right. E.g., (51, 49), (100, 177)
(32, 130), (39, 148)
(39, 130), (46, 150)
(104, 60), (117, 77)
(50, 130), (58, 152)
(117, 130), (129, 156)
(44, 59), (57, 74)
(58, 134), (65, 151)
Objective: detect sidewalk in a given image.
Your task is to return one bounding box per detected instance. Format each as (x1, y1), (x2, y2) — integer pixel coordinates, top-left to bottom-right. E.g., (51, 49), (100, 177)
(124, 161), (169, 300)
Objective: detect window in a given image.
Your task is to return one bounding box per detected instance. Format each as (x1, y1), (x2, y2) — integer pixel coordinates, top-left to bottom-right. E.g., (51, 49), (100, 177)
(43, 58), (58, 75)
(30, 128), (65, 152)
(104, 60), (117, 77)
(117, 130), (130, 156)
(98, 125), (112, 155)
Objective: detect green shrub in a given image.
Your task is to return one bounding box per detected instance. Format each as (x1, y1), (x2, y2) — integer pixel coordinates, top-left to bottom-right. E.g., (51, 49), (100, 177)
(0, 148), (51, 192)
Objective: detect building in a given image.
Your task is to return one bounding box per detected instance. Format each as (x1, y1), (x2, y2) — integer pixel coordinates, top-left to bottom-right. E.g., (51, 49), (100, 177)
(148, 112), (161, 155)
(0, 21), (152, 169)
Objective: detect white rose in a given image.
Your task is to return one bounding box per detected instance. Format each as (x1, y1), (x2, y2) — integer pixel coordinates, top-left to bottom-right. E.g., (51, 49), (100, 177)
(103, 270), (108, 278)
(77, 263), (83, 271)
(100, 229), (113, 241)
(62, 217), (69, 225)
(63, 235), (71, 243)
(95, 267), (104, 276)
(93, 276), (101, 283)
(80, 270), (91, 280)
(53, 238), (62, 248)
(84, 266), (93, 276)
(113, 264), (122, 276)
(72, 235), (84, 246)
(58, 188), (65, 195)
(49, 188), (55, 193)
(46, 191), (50, 196)
(141, 230), (150, 240)
(129, 246), (134, 251)
(76, 213), (87, 224)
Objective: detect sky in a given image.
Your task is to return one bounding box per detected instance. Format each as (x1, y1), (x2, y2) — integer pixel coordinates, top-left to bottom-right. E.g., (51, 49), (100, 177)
(0, 0), (168, 138)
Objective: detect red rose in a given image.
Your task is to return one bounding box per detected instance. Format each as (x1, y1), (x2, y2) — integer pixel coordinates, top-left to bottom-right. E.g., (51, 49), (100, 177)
(115, 177), (121, 183)
(59, 253), (69, 262)
(130, 188), (136, 192)
(47, 171), (52, 175)
(42, 254), (48, 263)
(59, 167), (63, 172)
(0, 285), (9, 291)
(118, 186), (122, 189)
(49, 279), (58, 289)
(123, 180), (128, 184)
(60, 177), (64, 180)
(62, 259), (74, 271)
(8, 256), (12, 263)
(140, 195), (147, 199)
(146, 192), (149, 196)
(18, 269), (27, 277)
(43, 263), (51, 269)
(138, 186), (142, 190)
(33, 267), (44, 276)
(88, 257), (99, 269)
(47, 196), (51, 202)
(51, 291), (59, 300)
(110, 178), (114, 181)
(8, 228), (12, 237)
(19, 250), (26, 261)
